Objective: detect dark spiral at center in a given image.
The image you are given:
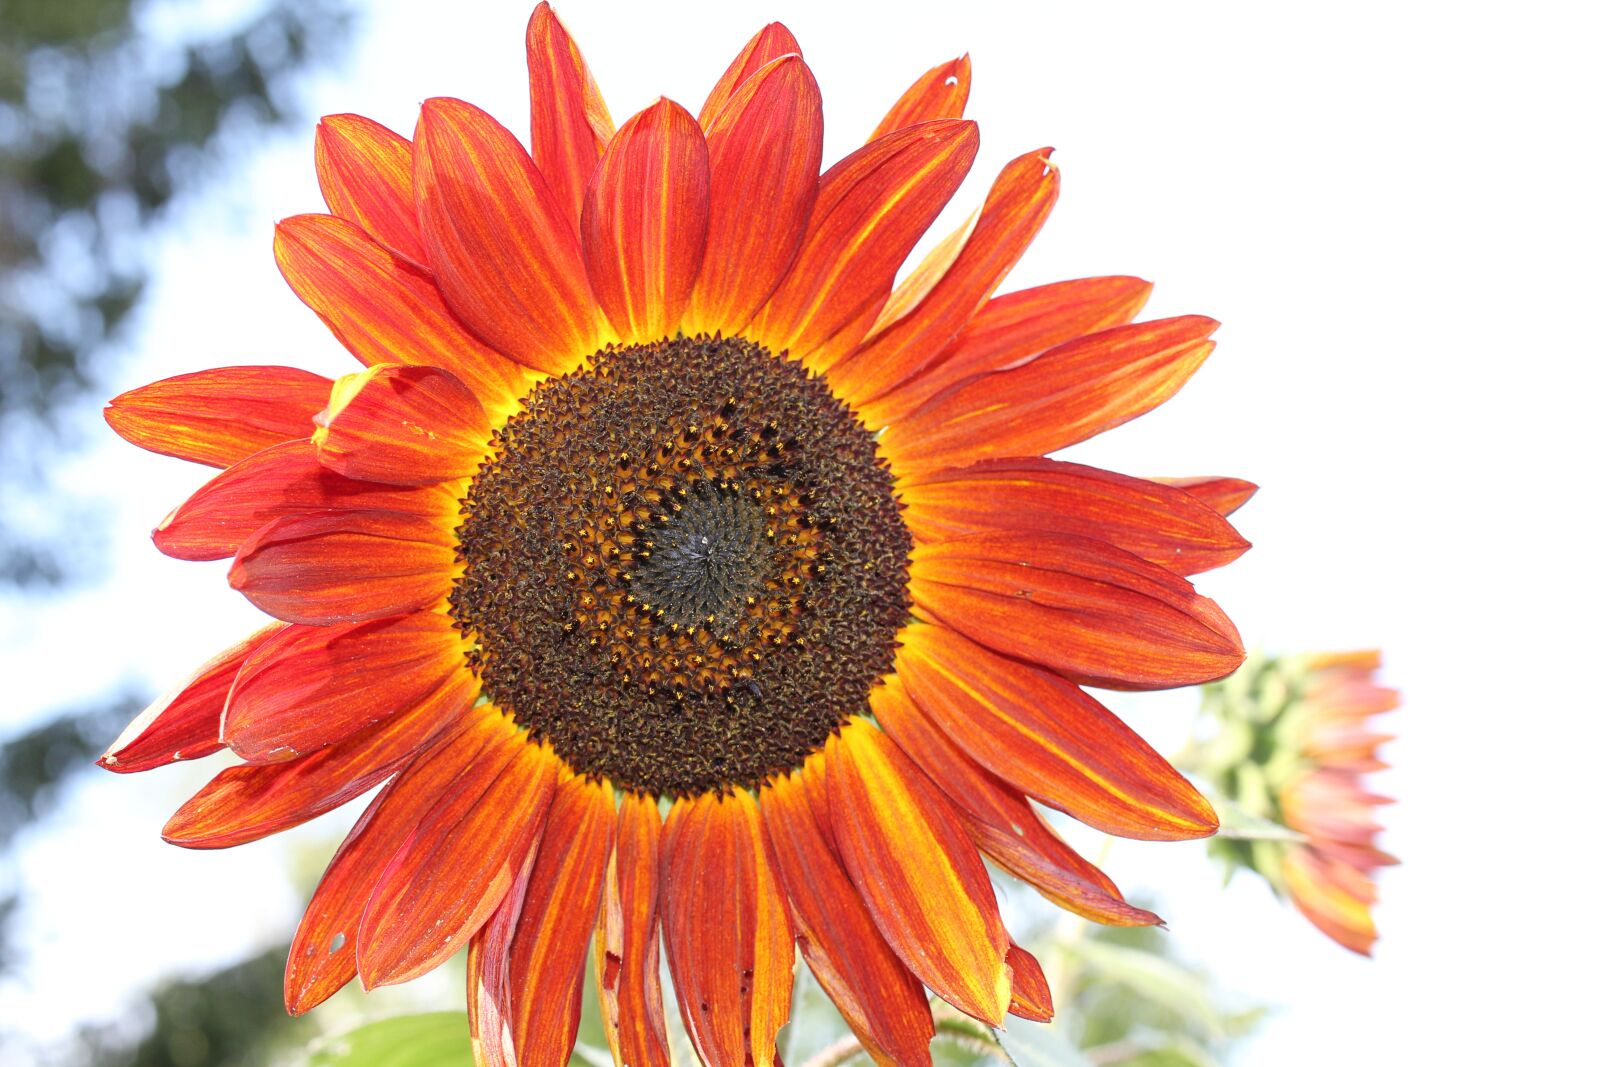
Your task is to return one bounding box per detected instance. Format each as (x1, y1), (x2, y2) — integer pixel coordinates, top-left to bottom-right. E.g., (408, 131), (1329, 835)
(449, 335), (911, 796)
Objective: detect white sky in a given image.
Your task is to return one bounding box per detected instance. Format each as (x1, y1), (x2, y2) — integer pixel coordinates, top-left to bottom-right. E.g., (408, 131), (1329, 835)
(3, 1), (1597, 1063)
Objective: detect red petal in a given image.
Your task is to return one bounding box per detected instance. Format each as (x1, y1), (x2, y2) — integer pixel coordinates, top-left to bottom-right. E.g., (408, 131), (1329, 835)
(358, 724), (558, 988)
(595, 793), (672, 1067)
(152, 438), (454, 563)
(414, 97), (604, 374)
(99, 623), (283, 773)
(698, 22), (802, 127)
(662, 791), (793, 1067)
(581, 98), (709, 343)
(827, 148), (1060, 408)
(825, 718), (1011, 1025)
(228, 509), (455, 626)
(909, 533), (1243, 689)
(881, 315), (1218, 473)
(895, 625), (1218, 841)
(1005, 942), (1053, 1022)
(525, 2), (615, 229)
(163, 666), (474, 849)
(763, 766), (935, 1065)
(273, 213), (529, 404)
(504, 775), (616, 1065)
(315, 113), (428, 267)
(105, 366), (330, 469)
(313, 364), (489, 486)
(1154, 475), (1260, 517)
(683, 55), (822, 336)
(863, 275), (1153, 426)
(222, 612), (464, 762)
(746, 120), (978, 372)
(900, 458), (1250, 576)
(870, 675), (1159, 926)
(283, 711), (492, 1013)
(870, 55), (972, 140)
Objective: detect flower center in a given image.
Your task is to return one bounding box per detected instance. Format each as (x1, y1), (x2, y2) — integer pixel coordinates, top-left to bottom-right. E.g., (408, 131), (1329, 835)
(450, 335), (911, 796)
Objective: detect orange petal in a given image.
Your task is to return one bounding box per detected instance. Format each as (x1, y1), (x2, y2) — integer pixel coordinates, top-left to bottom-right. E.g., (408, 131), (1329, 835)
(414, 97), (605, 373)
(828, 149), (1060, 408)
(745, 119), (978, 372)
(862, 275), (1153, 426)
(683, 55), (822, 335)
(1005, 942), (1053, 1022)
(1283, 846), (1378, 956)
(468, 853), (532, 1067)
(881, 316), (1218, 474)
(896, 625), (1218, 841)
(283, 711), (493, 1014)
(105, 366), (331, 469)
(698, 22), (802, 127)
(525, 2), (615, 228)
(228, 509), (455, 626)
(825, 718), (1011, 1025)
(273, 213), (529, 404)
(222, 612), (464, 762)
(581, 98), (709, 343)
(313, 364), (489, 486)
(152, 438), (454, 563)
(900, 458), (1250, 576)
(870, 55), (972, 140)
(595, 792), (671, 1067)
(315, 113), (428, 267)
(870, 676), (1159, 927)
(909, 533), (1243, 689)
(1154, 475), (1259, 517)
(98, 623), (284, 773)
(163, 666), (474, 849)
(661, 791), (794, 1067)
(358, 723), (558, 988)
(763, 766), (935, 1066)
(504, 775), (616, 1065)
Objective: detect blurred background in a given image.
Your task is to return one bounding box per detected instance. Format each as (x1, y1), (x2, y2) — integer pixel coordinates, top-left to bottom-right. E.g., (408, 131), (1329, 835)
(1, 0), (1595, 1064)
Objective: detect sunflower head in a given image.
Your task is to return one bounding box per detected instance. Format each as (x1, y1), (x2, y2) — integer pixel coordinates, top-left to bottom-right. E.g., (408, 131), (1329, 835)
(101, 4), (1256, 1063)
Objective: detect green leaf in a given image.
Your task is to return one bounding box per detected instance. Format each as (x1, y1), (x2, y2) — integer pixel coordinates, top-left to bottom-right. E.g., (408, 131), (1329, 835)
(305, 1012), (475, 1067)
(994, 1018), (1095, 1067)
(1073, 942), (1226, 1039)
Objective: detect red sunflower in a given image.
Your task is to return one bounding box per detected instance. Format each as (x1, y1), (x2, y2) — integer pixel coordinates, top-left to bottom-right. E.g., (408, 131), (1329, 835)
(101, 6), (1254, 1064)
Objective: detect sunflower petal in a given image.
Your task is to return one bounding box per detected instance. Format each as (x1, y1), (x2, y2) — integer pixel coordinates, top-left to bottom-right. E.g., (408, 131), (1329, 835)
(228, 509), (455, 626)
(581, 98), (709, 344)
(683, 55), (822, 335)
(222, 612), (464, 762)
(900, 458), (1250, 576)
(881, 315), (1218, 473)
(525, 2), (615, 228)
(414, 97), (604, 373)
(908, 533), (1243, 689)
(661, 791), (793, 1067)
(896, 626), (1218, 841)
(105, 366), (331, 469)
(825, 718), (1011, 1025)
(828, 148), (1059, 409)
(313, 364), (489, 486)
(862, 275), (1153, 426)
(746, 119), (978, 372)
(315, 114), (428, 266)
(1154, 475), (1259, 517)
(163, 666), (474, 849)
(273, 213), (528, 402)
(870, 676), (1160, 926)
(763, 766), (935, 1066)
(467, 848), (535, 1067)
(283, 712), (490, 1014)
(504, 775), (616, 1065)
(595, 792), (671, 1067)
(870, 55), (972, 140)
(1005, 942), (1053, 1022)
(99, 623), (284, 773)
(698, 22), (802, 126)
(358, 724), (558, 988)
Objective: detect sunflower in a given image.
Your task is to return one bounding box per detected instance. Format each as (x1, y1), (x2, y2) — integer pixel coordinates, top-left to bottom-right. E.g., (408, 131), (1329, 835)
(101, 5), (1254, 1064)
(1196, 651), (1398, 956)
